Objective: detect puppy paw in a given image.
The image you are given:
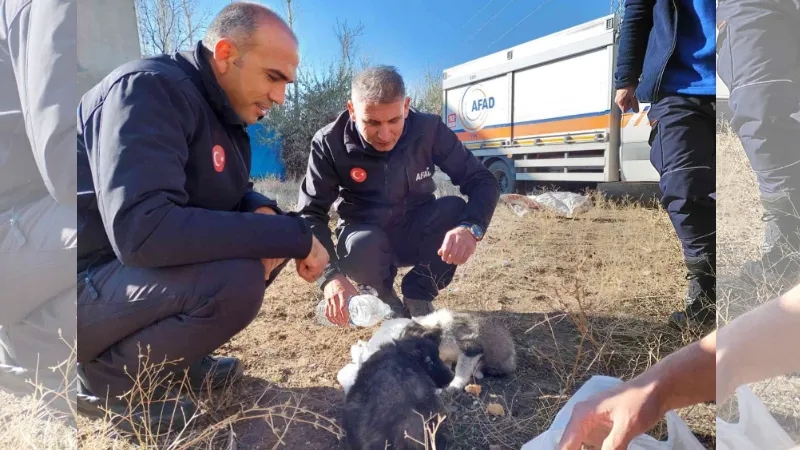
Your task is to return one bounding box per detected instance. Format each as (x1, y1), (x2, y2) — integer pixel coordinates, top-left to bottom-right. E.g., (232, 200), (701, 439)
(447, 378), (468, 392)
(474, 370), (484, 380)
(444, 385), (462, 394)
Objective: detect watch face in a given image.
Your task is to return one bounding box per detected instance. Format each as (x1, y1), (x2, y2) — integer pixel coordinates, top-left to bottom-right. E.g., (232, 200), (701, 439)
(462, 223), (483, 240)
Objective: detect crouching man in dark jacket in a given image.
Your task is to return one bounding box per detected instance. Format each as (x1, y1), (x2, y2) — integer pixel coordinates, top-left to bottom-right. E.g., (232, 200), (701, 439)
(75, 3), (328, 433)
(297, 65), (500, 325)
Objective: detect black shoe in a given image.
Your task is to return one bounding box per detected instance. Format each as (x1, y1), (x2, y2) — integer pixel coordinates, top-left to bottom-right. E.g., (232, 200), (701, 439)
(668, 310), (714, 333)
(403, 298), (435, 318)
(371, 287), (410, 319)
(739, 248), (800, 291)
(670, 256), (715, 330)
(187, 355), (244, 392)
(739, 195), (800, 289)
(76, 377), (197, 435)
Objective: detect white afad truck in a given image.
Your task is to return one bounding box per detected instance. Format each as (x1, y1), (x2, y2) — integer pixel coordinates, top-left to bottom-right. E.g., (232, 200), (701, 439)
(442, 13), (727, 194)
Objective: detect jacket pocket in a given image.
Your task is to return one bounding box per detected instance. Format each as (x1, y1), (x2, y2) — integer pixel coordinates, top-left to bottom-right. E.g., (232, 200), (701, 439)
(0, 209), (27, 253)
(716, 20), (734, 90)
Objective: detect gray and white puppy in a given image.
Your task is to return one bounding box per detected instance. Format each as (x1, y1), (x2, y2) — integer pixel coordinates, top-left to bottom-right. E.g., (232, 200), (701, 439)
(400, 309), (517, 391)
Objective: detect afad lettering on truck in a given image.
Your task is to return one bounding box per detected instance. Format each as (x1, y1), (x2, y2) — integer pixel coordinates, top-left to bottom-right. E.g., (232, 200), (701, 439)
(457, 84), (496, 133)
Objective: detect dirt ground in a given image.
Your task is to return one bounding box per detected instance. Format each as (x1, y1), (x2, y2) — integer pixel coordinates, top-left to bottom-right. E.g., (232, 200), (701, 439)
(67, 174), (717, 449)
(12, 126), (800, 449)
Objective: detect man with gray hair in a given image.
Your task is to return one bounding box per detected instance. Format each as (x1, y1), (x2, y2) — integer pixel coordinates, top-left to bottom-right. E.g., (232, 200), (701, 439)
(75, 2), (327, 433)
(298, 65), (500, 325)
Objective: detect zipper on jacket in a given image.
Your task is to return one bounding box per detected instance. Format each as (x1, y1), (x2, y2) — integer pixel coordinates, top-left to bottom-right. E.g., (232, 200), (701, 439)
(384, 160), (390, 203)
(403, 163), (409, 217)
(654, 0), (680, 103)
(230, 126), (251, 180)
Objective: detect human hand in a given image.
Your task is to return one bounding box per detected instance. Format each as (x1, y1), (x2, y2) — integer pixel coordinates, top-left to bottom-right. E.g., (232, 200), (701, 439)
(557, 379), (664, 450)
(322, 274), (359, 327)
(615, 85), (640, 113)
(438, 227), (478, 265)
(253, 206), (285, 279)
(296, 235), (329, 282)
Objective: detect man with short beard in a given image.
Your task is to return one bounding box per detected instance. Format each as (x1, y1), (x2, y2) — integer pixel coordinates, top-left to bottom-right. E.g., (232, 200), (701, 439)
(75, 2), (328, 433)
(298, 65), (500, 325)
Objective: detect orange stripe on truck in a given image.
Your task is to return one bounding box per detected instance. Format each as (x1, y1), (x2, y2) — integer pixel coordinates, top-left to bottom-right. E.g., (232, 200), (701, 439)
(454, 113), (614, 142)
(455, 127), (512, 141)
(620, 113), (634, 127)
(514, 114), (609, 137)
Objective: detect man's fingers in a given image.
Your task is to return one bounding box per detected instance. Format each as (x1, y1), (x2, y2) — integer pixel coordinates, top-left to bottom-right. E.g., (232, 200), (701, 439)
(556, 427), (584, 450)
(452, 242), (467, 265)
(441, 234), (456, 264)
(325, 297), (334, 322)
(298, 262), (316, 282)
(557, 402), (593, 450)
(324, 293), (348, 327)
(334, 295), (343, 326)
(601, 424), (631, 450)
(302, 260), (324, 281)
(332, 293), (346, 326)
(338, 294), (350, 326)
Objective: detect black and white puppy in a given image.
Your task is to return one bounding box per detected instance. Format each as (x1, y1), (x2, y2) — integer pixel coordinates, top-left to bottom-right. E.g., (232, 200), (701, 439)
(401, 309), (517, 391)
(342, 333), (454, 450)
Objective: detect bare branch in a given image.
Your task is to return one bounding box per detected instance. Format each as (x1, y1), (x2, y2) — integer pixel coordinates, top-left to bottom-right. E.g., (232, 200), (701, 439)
(333, 18), (365, 64)
(136, 0), (209, 56)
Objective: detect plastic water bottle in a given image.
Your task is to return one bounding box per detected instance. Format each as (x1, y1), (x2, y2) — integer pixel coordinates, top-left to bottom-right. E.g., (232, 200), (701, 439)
(316, 294), (394, 327)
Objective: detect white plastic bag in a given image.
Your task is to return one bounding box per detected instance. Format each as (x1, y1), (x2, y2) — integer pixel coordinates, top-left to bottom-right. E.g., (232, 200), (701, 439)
(532, 192), (593, 218)
(521, 376), (705, 450)
(716, 385), (796, 450)
(337, 318), (412, 394)
(500, 192), (592, 218)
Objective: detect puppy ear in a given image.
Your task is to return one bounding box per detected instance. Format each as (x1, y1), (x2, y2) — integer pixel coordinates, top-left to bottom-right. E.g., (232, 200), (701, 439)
(424, 326), (443, 346)
(402, 322), (442, 346)
(395, 336), (425, 359)
(401, 321), (427, 339)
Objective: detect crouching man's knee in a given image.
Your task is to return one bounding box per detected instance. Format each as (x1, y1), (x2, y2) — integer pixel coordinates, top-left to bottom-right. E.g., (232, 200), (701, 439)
(209, 258), (267, 334)
(337, 226), (394, 289)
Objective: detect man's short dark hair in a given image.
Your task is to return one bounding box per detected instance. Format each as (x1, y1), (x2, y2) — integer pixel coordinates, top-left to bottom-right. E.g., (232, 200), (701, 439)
(202, 2), (296, 52)
(352, 65), (407, 104)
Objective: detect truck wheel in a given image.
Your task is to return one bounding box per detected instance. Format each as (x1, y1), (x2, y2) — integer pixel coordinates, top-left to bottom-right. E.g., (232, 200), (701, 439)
(487, 160), (515, 194)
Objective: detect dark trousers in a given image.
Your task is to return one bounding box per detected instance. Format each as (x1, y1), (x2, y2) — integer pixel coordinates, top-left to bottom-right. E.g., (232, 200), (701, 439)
(1, 194), (76, 417)
(335, 196), (467, 302)
(717, 0), (800, 202)
(77, 257), (277, 399)
(647, 94), (716, 259)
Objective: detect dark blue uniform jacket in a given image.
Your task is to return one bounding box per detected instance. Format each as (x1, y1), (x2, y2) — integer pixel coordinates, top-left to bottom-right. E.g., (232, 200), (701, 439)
(77, 41), (313, 273)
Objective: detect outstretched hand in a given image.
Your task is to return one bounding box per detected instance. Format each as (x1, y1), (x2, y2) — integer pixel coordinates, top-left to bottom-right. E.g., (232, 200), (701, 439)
(322, 274), (359, 326)
(557, 379), (664, 450)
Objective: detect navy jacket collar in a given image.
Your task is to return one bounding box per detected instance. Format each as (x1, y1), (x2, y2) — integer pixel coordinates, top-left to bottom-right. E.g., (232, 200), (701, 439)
(182, 41), (247, 128)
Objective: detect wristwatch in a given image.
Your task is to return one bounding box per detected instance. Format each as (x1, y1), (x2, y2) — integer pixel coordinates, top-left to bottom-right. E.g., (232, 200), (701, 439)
(458, 222), (485, 242)
(316, 262), (341, 288)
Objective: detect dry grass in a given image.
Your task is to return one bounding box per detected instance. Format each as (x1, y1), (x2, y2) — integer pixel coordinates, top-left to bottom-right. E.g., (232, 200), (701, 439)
(715, 123), (800, 442)
(0, 391), (78, 449)
(4, 148), (761, 448)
